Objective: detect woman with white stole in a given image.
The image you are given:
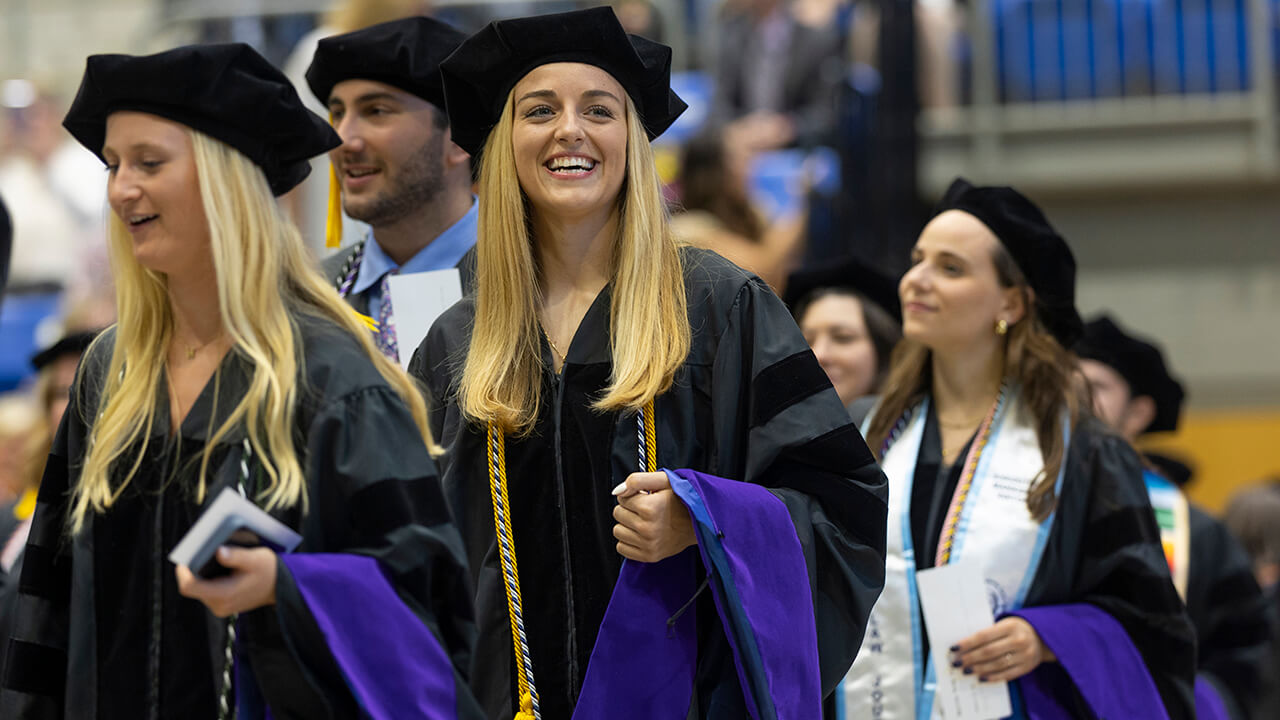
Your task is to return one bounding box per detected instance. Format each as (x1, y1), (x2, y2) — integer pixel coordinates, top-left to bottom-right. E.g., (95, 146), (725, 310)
(411, 8), (888, 719)
(838, 178), (1196, 719)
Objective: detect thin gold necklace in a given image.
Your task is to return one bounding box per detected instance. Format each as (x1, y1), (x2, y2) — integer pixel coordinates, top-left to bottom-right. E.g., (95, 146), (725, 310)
(176, 332), (224, 360)
(542, 327), (566, 363)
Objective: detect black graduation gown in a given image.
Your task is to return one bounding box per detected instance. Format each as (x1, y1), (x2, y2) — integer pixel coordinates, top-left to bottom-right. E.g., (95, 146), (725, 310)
(410, 247), (888, 719)
(1183, 504), (1270, 719)
(904, 406), (1197, 719)
(1, 315), (479, 720)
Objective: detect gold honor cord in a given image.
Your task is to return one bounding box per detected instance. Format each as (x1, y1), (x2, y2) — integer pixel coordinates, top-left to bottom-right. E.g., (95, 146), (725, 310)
(934, 386), (1006, 566)
(325, 111), (343, 249)
(486, 398), (656, 720)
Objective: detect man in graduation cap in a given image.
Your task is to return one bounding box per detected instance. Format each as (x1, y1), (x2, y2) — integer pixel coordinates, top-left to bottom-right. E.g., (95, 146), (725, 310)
(1077, 315), (1270, 720)
(307, 16), (477, 362)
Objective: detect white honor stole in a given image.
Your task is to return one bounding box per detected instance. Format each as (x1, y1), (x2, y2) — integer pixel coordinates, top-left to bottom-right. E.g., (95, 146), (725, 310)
(839, 387), (1069, 720)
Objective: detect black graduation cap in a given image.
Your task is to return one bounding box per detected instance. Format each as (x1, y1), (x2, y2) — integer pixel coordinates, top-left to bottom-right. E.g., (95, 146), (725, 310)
(63, 43), (340, 196)
(934, 178), (1083, 348)
(439, 6), (688, 157)
(1075, 315), (1185, 434)
(1144, 452), (1195, 488)
(305, 16), (467, 111)
(782, 255), (902, 322)
(31, 330), (100, 371)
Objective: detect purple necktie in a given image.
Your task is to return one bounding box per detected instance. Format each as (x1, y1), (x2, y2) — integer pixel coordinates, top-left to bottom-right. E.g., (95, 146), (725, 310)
(376, 271), (399, 361)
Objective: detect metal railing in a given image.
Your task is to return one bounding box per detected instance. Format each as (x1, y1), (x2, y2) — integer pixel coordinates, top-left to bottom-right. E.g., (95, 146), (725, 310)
(921, 0), (1278, 192)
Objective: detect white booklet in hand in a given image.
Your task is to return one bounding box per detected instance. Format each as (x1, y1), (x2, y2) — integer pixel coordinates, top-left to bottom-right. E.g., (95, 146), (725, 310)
(169, 487), (302, 579)
(915, 561), (1013, 720)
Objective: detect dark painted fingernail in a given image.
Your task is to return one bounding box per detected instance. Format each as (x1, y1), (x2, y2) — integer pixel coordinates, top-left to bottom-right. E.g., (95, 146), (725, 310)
(979, 676), (989, 683)
(951, 660), (962, 668)
(949, 645), (960, 652)
(963, 667), (973, 675)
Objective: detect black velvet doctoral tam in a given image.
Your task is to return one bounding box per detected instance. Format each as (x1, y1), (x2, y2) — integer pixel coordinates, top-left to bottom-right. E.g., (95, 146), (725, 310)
(1075, 315), (1185, 434)
(934, 177), (1084, 348)
(439, 6), (687, 157)
(306, 16), (467, 111)
(63, 43), (339, 196)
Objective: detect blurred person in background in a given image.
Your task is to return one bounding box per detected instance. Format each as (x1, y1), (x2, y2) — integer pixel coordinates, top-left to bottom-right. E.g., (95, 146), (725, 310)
(671, 131), (805, 290)
(784, 255), (902, 407)
(708, 0), (845, 148)
(280, 0), (435, 249)
(1, 44), (479, 719)
(0, 87), (105, 290)
(613, 0), (665, 41)
(0, 329), (98, 684)
(846, 0), (963, 109)
(306, 16), (476, 360)
(1224, 484), (1280, 720)
(1076, 315), (1269, 720)
(0, 397), (37, 508)
(840, 178), (1195, 719)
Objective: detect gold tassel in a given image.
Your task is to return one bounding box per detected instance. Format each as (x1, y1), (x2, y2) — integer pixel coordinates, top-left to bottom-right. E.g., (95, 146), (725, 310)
(353, 310), (379, 332)
(325, 112), (343, 249)
(514, 691), (535, 720)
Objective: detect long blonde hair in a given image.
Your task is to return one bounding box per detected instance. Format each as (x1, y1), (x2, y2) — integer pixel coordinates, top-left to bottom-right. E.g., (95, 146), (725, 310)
(865, 245), (1083, 521)
(458, 90), (690, 434)
(69, 129), (431, 534)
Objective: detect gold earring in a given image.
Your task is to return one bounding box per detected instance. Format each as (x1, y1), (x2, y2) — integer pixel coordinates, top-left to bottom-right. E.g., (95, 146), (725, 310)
(996, 319), (1009, 336)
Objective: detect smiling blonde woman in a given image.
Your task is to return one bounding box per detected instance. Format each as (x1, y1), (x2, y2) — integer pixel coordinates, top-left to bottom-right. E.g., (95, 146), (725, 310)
(410, 7), (888, 719)
(2, 44), (480, 720)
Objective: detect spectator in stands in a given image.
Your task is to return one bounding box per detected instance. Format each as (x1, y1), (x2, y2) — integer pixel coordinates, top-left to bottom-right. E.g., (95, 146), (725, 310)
(784, 255), (902, 407)
(0, 397), (37, 507)
(670, 131), (805, 290)
(0, 88), (105, 290)
(708, 0), (845, 148)
(613, 0), (664, 41)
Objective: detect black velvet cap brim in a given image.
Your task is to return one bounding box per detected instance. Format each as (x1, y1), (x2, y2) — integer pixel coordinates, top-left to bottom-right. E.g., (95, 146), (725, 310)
(783, 255), (902, 321)
(31, 330), (101, 371)
(1144, 452), (1195, 487)
(935, 178), (1083, 348)
(64, 44), (340, 196)
(439, 7), (687, 157)
(1076, 315), (1185, 433)
(305, 16), (467, 112)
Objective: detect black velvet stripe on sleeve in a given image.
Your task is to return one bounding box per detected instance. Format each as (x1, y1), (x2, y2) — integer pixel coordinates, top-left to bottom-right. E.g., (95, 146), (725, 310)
(3, 640), (65, 697)
(750, 350), (834, 428)
(16, 545), (70, 602)
(793, 422), (877, 473)
(1079, 505), (1153, 558)
(764, 457), (886, 547)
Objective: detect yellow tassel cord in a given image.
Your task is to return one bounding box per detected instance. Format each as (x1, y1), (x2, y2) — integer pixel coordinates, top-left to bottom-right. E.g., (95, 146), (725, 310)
(14, 488), (37, 521)
(641, 398), (656, 472)
(325, 112), (343, 249)
(488, 423), (541, 720)
(352, 310), (379, 333)
(488, 399), (658, 719)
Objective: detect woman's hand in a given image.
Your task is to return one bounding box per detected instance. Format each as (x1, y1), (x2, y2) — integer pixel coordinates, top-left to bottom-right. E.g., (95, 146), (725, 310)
(175, 546), (278, 618)
(612, 471), (696, 563)
(952, 616), (1056, 683)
